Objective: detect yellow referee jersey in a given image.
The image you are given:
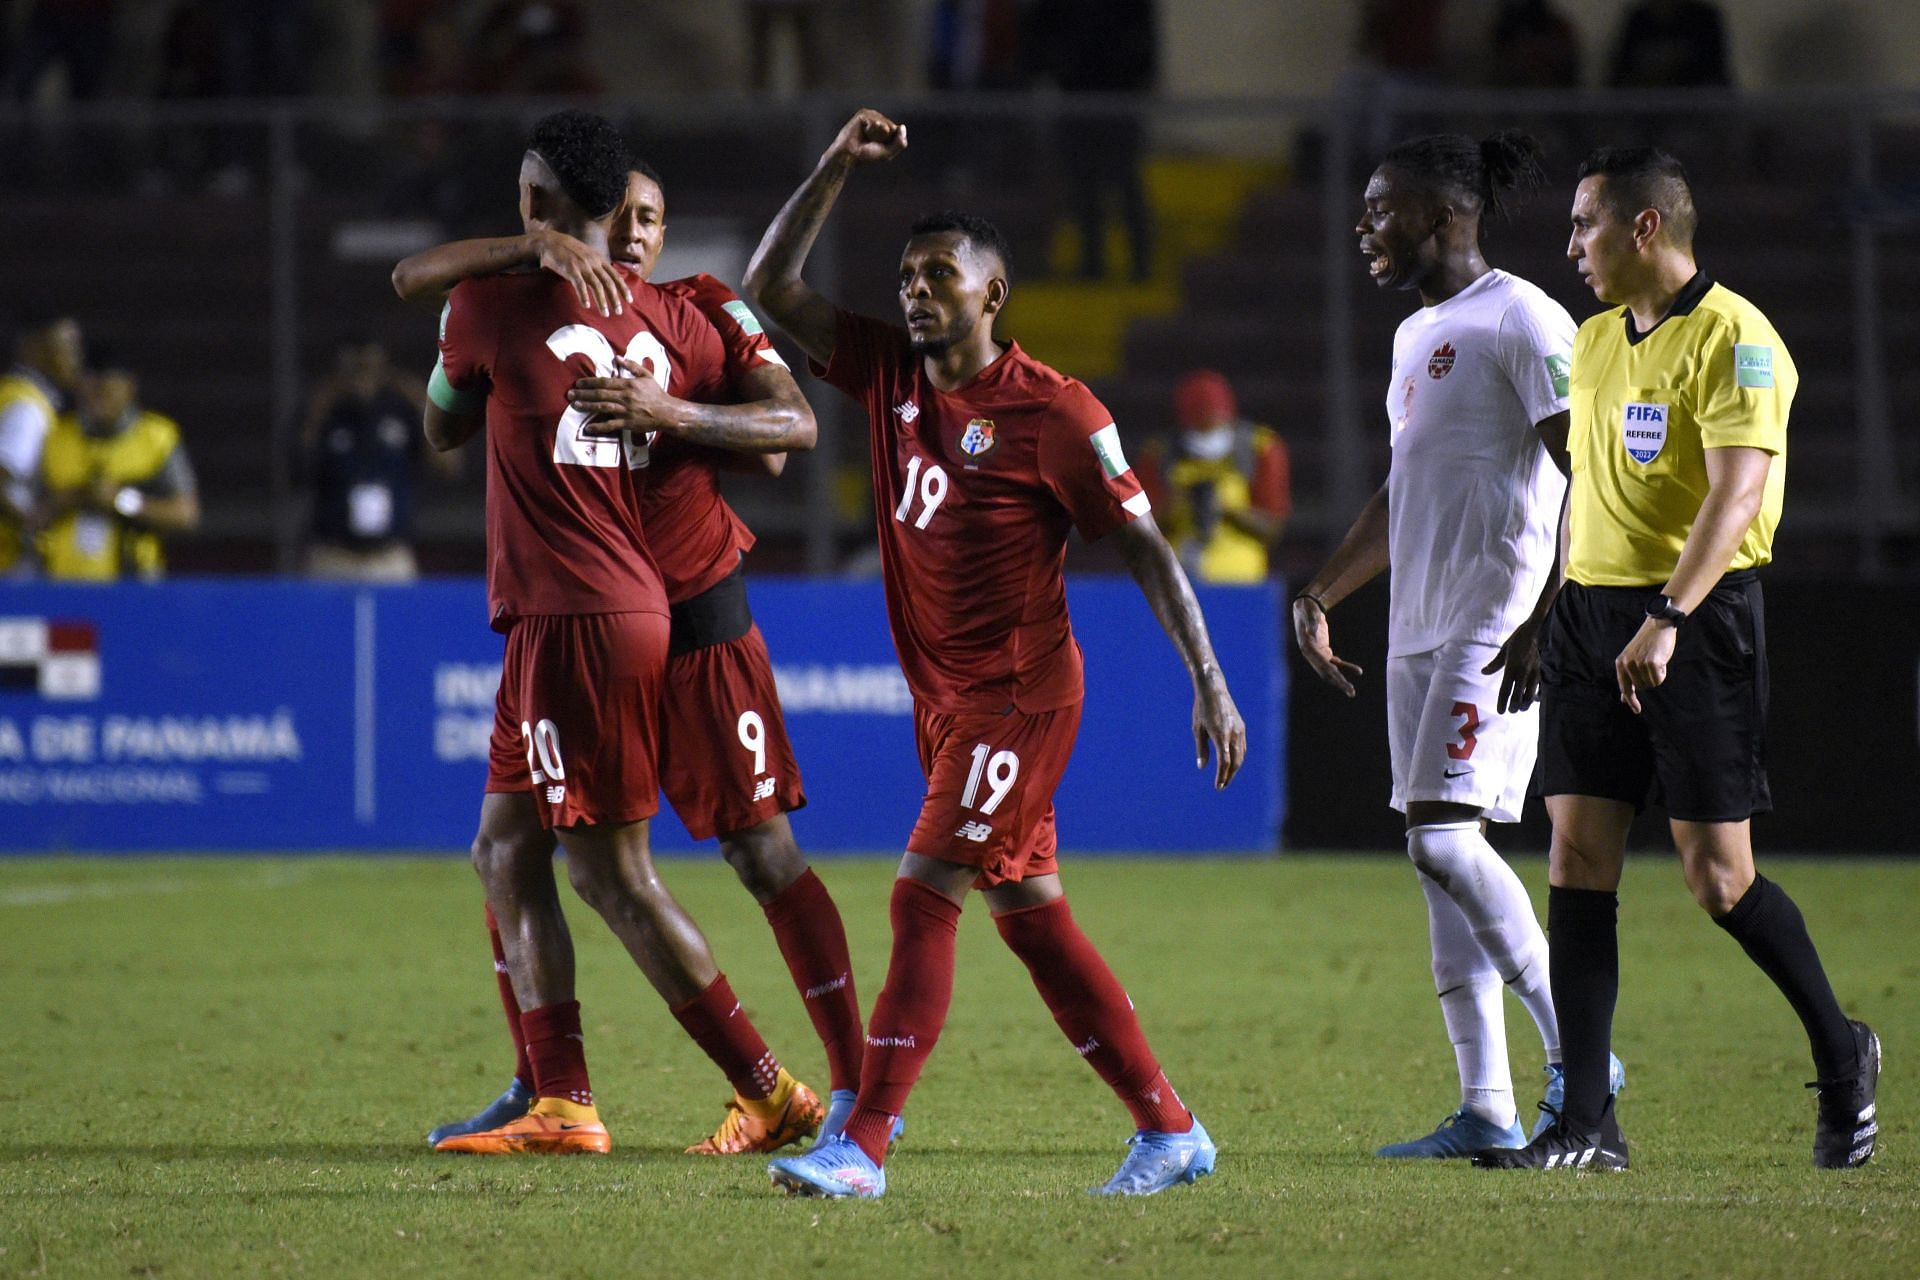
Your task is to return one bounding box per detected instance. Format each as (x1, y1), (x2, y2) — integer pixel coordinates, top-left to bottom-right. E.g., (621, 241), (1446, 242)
(1567, 274), (1794, 587)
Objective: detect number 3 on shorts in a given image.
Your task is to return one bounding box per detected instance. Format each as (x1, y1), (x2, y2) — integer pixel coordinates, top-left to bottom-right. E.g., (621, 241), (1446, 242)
(522, 718), (566, 785)
(960, 743), (1019, 815)
(1446, 701), (1480, 762)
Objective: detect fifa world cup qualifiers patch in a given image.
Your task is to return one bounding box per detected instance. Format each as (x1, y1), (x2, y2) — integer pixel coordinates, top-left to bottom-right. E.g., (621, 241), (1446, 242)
(1090, 423), (1130, 478)
(1734, 344), (1774, 389)
(1622, 402), (1668, 464)
(1546, 353), (1571, 398)
(721, 299), (765, 337)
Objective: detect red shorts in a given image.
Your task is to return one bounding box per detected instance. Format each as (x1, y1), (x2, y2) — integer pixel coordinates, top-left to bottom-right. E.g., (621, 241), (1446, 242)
(660, 625), (805, 840)
(907, 700), (1081, 888)
(486, 611), (670, 830)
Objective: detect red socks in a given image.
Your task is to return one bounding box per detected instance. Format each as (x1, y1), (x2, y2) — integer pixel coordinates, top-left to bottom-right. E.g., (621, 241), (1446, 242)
(671, 974), (780, 1100)
(762, 869), (865, 1094)
(520, 1000), (593, 1107)
(484, 905), (534, 1088)
(845, 878), (963, 1163)
(995, 897), (1192, 1134)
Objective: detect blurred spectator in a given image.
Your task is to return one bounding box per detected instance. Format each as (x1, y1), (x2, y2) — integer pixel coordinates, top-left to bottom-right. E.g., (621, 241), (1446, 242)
(745, 0), (823, 93)
(5, 0), (115, 101)
(1490, 0), (1581, 88)
(1026, 0), (1158, 281)
(1608, 0), (1732, 88)
(301, 340), (451, 582)
(384, 3), (472, 96)
(37, 352), (199, 581)
(1355, 0), (1451, 83)
(926, 0), (1026, 91)
(0, 315), (83, 576)
(474, 0), (600, 94)
(1138, 371), (1290, 584)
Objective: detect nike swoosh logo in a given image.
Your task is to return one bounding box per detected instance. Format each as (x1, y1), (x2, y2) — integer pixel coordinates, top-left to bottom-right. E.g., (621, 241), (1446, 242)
(557, 1122), (590, 1130)
(1443, 769), (1473, 778)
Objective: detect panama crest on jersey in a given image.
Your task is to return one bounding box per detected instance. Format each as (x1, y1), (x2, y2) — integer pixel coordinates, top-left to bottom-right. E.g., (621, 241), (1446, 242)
(1428, 342), (1457, 379)
(959, 417), (998, 458)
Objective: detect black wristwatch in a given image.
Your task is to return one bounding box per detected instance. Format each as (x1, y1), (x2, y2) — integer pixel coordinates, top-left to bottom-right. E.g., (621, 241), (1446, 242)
(1645, 594), (1688, 626)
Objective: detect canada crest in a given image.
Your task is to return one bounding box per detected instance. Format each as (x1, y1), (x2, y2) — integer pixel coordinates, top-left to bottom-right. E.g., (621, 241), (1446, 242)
(959, 418), (998, 458)
(1428, 342), (1456, 379)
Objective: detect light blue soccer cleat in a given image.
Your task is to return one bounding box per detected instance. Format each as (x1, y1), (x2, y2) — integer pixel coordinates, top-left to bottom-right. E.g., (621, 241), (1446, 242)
(1376, 1108), (1526, 1158)
(1535, 1053), (1627, 1141)
(1091, 1118), (1217, 1195)
(815, 1090), (905, 1149)
(427, 1077), (533, 1148)
(768, 1134), (887, 1198)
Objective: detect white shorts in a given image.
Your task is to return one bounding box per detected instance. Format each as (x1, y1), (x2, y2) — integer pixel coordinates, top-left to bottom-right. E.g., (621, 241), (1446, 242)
(1387, 640), (1539, 824)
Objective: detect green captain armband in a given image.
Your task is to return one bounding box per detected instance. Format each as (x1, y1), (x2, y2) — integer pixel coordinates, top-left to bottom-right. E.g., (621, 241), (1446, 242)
(428, 357), (484, 414)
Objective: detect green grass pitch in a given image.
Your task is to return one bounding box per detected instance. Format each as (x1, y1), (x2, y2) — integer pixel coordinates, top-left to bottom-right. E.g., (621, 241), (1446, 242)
(2, 854), (1914, 1278)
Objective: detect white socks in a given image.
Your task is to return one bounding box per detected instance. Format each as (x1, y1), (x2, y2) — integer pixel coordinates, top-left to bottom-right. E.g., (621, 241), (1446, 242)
(1410, 820), (1562, 1096)
(1421, 873), (1515, 1128)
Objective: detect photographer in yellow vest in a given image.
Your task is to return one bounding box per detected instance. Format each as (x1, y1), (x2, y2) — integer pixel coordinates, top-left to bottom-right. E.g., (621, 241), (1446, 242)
(0, 314), (84, 574)
(38, 354), (199, 580)
(1138, 369), (1291, 584)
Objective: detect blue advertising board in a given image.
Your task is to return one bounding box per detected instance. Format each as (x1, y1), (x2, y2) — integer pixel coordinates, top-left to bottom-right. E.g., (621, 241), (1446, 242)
(0, 578), (1283, 854)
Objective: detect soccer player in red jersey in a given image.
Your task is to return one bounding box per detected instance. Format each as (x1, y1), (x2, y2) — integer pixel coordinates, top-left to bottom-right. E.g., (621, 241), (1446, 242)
(420, 110), (826, 1156)
(396, 163), (869, 1155)
(745, 109), (1249, 1199)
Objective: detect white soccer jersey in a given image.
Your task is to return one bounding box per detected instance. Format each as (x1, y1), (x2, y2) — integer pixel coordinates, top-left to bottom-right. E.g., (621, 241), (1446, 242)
(1384, 269), (1574, 658)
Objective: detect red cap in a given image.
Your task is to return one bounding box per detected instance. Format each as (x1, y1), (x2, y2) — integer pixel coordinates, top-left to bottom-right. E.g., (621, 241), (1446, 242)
(1173, 369), (1237, 431)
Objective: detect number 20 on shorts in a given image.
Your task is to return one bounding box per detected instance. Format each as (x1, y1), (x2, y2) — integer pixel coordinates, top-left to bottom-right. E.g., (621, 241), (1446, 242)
(522, 718), (566, 784)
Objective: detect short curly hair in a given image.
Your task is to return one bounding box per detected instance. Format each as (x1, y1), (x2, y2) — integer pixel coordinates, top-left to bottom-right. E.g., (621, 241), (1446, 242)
(526, 110), (632, 219)
(910, 210), (1012, 281)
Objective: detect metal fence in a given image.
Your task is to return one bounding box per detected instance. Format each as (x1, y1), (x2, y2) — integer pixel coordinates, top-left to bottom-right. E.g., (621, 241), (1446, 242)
(3, 88), (1915, 578)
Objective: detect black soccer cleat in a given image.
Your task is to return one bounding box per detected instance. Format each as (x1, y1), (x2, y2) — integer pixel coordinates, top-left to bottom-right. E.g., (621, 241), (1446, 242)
(1810, 1019), (1880, 1170)
(1472, 1096), (1628, 1171)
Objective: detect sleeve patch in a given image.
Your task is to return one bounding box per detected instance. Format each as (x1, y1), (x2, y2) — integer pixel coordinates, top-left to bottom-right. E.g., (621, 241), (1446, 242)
(1546, 353), (1571, 398)
(428, 357), (483, 414)
(1122, 491), (1152, 516)
(1089, 423), (1129, 479)
(755, 347), (790, 370)
(1734, 344), (1774, 389)
(722, 299), (765, 336)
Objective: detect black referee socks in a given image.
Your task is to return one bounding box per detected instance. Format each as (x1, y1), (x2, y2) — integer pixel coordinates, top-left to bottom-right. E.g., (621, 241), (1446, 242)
(1547, 885), (1620, 1131)
(1714, 874), (1858, 1081)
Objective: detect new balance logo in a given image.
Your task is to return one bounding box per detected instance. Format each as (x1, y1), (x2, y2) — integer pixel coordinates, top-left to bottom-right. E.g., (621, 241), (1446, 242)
(955, 820), (992, 843)
(805, 973), (850, 999)
(895, 401), (920, 423)
(752, 776), (777, 802)
(545, 785), (566, 805)
(867, 1034), (917, 1049)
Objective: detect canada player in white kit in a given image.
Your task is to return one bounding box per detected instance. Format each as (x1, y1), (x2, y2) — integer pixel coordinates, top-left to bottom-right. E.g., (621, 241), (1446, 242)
(1293, 132), (1622, 1158)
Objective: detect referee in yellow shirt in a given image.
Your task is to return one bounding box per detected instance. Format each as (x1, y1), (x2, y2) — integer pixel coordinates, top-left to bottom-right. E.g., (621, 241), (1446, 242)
(1476, 148), (1878, 1172)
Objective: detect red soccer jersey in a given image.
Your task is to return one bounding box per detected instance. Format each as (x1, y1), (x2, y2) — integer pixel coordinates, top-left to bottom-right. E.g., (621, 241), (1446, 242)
(643, 274), (787, 603)
(438, 267), (730, 629)
(815, 309), (1152, 714)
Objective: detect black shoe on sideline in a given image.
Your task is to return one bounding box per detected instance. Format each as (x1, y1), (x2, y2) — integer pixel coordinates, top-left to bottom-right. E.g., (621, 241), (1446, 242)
(1472, 1096), (1629, 1171)
(1811, 1020), (1880, 1170)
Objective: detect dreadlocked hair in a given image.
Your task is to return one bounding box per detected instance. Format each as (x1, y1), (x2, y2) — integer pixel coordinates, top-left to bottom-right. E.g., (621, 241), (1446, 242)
(1382, 130), (1547, 224)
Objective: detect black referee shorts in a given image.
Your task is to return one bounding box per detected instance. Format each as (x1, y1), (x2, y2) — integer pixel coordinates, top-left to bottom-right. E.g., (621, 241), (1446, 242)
(1537, 570), (1770, 822)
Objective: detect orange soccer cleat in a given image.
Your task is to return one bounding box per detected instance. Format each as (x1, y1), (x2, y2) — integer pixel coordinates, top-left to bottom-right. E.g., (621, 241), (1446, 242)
(434, 1097), (611, 1156)
(685, 1068), (824, 1156)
